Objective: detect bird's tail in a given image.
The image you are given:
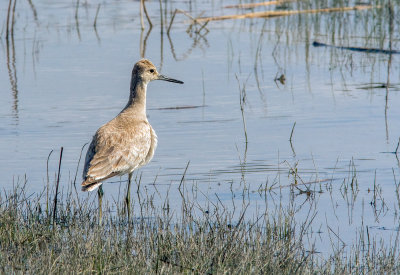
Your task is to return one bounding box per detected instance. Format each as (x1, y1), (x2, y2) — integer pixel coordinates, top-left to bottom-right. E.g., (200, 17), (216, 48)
(81, 181), (103, 192)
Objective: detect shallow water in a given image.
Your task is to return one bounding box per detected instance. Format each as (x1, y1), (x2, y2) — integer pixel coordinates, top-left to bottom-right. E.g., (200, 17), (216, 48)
(1, 0), (400, 254)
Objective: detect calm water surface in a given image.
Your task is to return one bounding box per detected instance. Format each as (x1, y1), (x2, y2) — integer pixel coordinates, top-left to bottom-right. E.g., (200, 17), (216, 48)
(1, 0), (400, 253)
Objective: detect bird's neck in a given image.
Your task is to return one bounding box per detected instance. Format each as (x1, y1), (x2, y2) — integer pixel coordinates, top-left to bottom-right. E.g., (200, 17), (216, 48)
(123, 75), (148, 120)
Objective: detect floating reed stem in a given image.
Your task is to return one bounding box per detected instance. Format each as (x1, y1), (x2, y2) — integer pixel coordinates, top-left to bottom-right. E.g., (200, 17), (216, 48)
(197, 5), (378, 22)
(225, 0), (294, 9)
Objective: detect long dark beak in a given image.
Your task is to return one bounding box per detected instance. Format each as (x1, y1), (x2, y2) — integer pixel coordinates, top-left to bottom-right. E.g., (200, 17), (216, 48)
(157, 74), (184, 84)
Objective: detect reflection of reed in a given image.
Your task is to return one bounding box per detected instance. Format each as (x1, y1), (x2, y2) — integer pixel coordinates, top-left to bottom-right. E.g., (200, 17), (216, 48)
(394, 137), (400, 168)
(254, 20), (268, 110)
(385, 3), (394, 143)
(26, 0), (38, 22)
(6, 41), (19, 120)
(5, 0), (12, 41)
(140, 27), (152, 58)
(139, 7), (211, 63)
(236, 75), (249, 148)
(235, 76), (249, 183)
(167, 30), (209, 61)
(159, 0), (164, 71)
(75, 0), (81, 40)
(5, 0), (19, 121)
(166, 9), (210, 61)
(140, 0), (152, 30)
(93, 4), (101, 42)
(289, 122), (296, 157)
(269, 1), (394, 65)
(138, 0), (155, 58)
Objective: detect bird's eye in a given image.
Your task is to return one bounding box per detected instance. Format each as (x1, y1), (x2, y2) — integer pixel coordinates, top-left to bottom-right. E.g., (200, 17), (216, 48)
(149, 69), (155, 73)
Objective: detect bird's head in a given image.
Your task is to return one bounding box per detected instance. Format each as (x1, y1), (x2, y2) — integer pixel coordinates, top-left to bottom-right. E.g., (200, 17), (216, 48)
(132, 59), (184, 85)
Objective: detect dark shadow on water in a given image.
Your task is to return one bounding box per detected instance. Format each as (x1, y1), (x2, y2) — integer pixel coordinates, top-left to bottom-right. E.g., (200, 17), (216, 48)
(312, 40), (400, 55)
(356, 83), (400, 90)
(150, 105), (206, 110)
(177, 119), (236, 124)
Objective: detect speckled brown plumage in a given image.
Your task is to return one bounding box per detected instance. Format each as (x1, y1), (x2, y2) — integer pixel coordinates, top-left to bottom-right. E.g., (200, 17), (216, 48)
(81, 59), (183, 192)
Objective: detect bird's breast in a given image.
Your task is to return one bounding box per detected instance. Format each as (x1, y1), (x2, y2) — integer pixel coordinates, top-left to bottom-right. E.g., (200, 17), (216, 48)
(144, 126), (158, 165)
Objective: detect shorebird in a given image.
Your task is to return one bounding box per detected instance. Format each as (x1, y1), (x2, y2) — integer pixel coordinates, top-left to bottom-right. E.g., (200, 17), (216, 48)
(82, 59), (183, 217)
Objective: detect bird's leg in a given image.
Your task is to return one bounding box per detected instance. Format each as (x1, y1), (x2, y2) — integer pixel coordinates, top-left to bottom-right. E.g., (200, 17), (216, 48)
(125, 172), (133, 220)
(98, 185), (104, 225)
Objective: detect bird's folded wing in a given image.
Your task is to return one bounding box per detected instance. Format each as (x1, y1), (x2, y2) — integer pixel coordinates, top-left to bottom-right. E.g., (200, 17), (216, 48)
(82, 122), (151, 184)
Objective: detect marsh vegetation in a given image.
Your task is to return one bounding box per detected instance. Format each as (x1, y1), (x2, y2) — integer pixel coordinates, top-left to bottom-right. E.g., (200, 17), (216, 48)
(1, 172), (400, 274)
(1, 0), (400, 273)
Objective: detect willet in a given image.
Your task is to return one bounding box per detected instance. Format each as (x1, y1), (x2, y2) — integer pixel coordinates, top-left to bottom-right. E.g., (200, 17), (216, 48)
(82, 59), (183, 218)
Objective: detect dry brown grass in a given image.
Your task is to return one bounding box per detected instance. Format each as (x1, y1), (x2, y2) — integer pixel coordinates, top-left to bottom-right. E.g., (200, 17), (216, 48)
(197, 5), (379, 22)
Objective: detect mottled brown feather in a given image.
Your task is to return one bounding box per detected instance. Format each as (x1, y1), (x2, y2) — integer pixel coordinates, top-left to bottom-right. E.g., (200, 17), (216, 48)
(81, 59), (180, 192)
(82, 118), (156, 188)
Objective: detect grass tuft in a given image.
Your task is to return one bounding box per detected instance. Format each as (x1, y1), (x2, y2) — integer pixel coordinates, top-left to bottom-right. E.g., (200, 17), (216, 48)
(0, 175), (399, 274)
